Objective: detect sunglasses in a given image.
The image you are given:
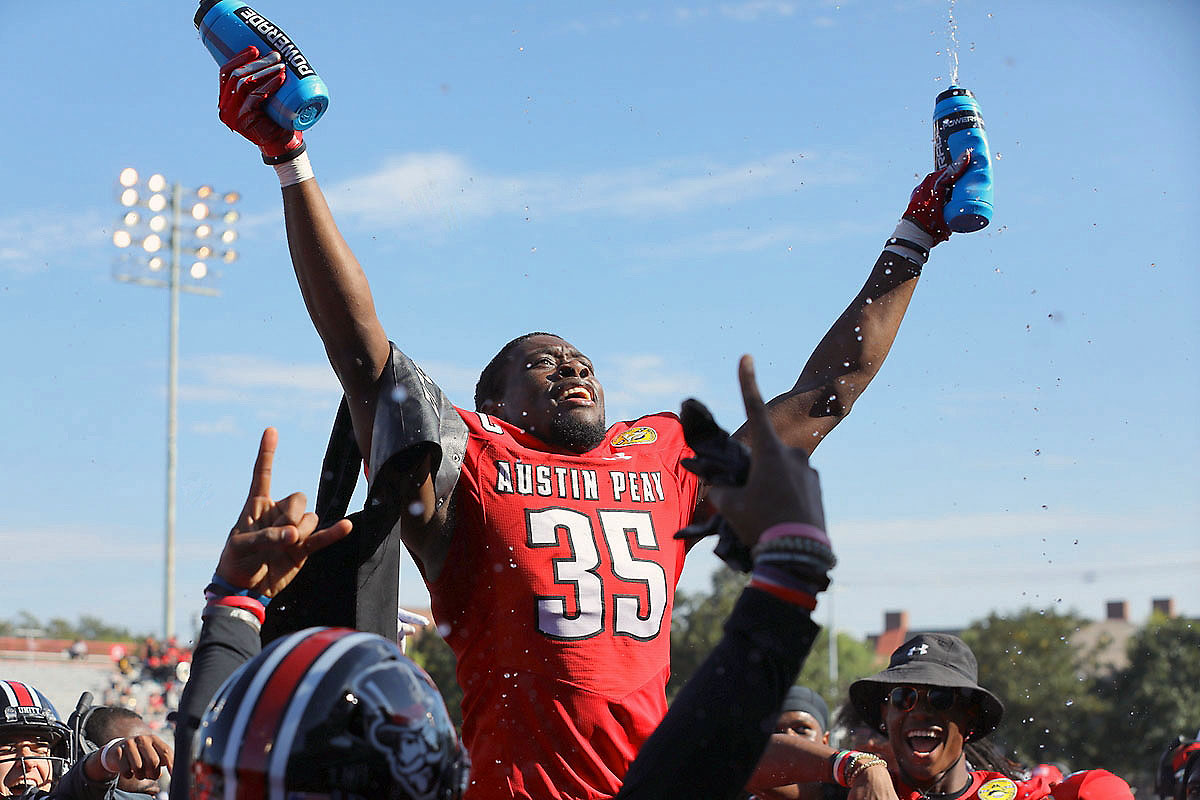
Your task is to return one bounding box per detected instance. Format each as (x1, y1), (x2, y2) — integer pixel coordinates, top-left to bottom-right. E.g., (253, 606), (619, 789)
(887, 685), (961, 712)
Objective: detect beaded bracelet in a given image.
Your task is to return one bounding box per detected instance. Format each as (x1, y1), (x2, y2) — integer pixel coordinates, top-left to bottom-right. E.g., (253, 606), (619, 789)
(830, 751), (886, 787)
(844, 754), (888, 786)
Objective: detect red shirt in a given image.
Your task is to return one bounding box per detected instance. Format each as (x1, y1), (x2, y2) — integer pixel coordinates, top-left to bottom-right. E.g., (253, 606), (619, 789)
(896, 772), (1052, 800)
(430, 410), (702, 800)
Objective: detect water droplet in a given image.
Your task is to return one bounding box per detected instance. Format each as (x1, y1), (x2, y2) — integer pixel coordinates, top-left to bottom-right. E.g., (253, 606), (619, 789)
(390, 386), (408, 403)
(884, 268), (892, 275)
(864, 297), (873, 304)
(842, 361), (851, 367)
(408, 501), (425, 516)
(1065, 699), (1074, 707)
(995, 152), (1003, 159)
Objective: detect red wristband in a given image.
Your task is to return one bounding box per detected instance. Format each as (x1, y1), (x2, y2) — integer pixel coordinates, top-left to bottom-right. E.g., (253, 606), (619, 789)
(749, 575), (817, 610)
(208, 594), (266, 625)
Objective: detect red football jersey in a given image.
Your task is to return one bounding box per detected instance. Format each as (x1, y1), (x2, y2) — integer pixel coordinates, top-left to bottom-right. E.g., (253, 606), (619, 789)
(896, 772), (1052, 800)
(429, 409), (702, 800)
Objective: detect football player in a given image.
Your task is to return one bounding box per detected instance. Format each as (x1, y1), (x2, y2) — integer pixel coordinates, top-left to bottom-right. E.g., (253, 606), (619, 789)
(0, 681), (169, 799)
(211, 44), (972, 800)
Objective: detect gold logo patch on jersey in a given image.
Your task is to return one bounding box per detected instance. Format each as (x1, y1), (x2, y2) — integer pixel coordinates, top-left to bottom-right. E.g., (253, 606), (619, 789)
(612, 427), (658, 447)
(979, 778), (1018, 800)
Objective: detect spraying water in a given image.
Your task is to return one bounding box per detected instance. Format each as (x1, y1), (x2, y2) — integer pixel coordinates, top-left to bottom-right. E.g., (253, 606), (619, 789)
(946, 0), (961, 85)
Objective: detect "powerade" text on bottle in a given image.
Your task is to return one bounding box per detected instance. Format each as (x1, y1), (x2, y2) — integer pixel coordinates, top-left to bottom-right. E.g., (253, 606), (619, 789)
(194, 0), (329, 131)
(933, 86), (993, 233)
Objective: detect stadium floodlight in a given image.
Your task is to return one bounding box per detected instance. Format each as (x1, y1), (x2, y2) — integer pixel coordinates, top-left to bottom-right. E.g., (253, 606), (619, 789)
(111, 168), (240, 639)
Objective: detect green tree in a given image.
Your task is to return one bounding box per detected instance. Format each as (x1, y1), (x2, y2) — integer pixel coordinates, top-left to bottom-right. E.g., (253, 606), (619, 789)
(1101, 616), (1200, 782)
(668, 565), (874, 717)
(407, 628), (464, 728)
(795, 628), (878, 712)
(668, 566), (748, 698)
(962, 608), (1106, 767)
(0, 612), (144, 642)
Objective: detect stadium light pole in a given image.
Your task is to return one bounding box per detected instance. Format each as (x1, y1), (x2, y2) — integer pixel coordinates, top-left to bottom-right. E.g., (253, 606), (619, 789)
(111, 168), (240, 639)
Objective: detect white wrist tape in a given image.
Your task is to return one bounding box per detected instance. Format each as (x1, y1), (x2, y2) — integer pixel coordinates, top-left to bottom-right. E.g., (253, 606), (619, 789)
(99, 738), (124, 774)
(884, 218), (935, 266)
(274, 151), (314, 187)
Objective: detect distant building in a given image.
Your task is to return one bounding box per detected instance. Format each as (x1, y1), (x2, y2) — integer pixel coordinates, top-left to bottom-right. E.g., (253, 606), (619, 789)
(865, 609), (963, 664)
(865, 596), (1180, 672)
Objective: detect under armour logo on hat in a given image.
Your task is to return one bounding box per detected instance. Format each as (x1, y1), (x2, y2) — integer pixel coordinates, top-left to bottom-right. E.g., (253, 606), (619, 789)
(908, 643), (930, 657)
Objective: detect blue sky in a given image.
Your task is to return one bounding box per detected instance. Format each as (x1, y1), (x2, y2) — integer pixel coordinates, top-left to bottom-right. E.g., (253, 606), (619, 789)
(1, 0), (1196, 641)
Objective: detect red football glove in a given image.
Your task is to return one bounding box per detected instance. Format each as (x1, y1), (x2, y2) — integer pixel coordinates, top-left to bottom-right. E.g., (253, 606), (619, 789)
(902, 150), (972, 245)
(218, 46), (305, 164)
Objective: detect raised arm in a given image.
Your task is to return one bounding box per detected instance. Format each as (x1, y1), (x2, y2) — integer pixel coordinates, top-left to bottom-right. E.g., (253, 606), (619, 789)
(217, 47), (390, 458)
(173, 428), (352, 800)
(736, 153), (971, 453)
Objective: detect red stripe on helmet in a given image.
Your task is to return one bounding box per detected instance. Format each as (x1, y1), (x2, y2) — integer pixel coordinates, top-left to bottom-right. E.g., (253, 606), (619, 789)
(234, 629), (348, 800)
(6, 681), (37, 707)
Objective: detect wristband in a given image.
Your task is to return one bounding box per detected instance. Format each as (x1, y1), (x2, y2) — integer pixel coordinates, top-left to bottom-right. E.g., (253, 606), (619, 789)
(274, 149), (314, 187)
(830, 751), (853, 786)
(201, 603), (264, 631)
(99, 738), (124, 775)
(756, 522), (830, 548)
(206, 594), (266, 625)
(749, 566), (818, 610)
(884, 218), (935, 267)
(207, 573), (271, 607)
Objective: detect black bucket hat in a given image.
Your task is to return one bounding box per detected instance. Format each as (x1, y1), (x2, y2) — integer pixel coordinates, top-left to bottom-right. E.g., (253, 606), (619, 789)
(848, 633), (1004, 741)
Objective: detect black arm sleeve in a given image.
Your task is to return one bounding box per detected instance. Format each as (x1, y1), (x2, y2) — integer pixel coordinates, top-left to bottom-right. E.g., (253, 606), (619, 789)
(616, 589), (820, 800)
(261, 343), (467, 644)
(172, 613), (261, 800)
(368, 342), (468, 511)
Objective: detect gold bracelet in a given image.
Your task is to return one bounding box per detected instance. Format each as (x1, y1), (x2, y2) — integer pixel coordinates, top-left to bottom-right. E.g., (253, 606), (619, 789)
(844, 754), (888, 786)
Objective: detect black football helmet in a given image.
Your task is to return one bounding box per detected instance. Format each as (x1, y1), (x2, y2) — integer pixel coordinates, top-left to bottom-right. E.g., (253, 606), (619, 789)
(192, 627), (468, 800)
(0, 680), (73, 792)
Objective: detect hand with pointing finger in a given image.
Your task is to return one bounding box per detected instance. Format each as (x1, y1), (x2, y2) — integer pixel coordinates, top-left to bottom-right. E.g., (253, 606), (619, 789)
(215, 427), (352, 599)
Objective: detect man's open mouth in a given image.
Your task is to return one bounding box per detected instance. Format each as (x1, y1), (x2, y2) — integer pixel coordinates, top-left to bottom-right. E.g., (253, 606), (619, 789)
(904, 726), (946, 758)
(556, 384), (594, 404)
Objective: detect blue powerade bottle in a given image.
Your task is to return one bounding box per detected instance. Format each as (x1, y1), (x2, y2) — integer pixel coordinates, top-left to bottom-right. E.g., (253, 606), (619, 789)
(933, 86), (993, 232)
(195, 0), (329, 131)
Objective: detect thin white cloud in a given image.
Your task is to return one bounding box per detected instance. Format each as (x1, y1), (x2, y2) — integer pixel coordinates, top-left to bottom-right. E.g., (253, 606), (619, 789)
(599, 354), (707, 421)
(719, 1), (797, 22)
(0, 210), (108, 274)
(0, 524), (213, 564)
(633, 219), (880, 260)
(836, 507), (1175, 546)
(324, 150), (867, 235)
(189, 415), (239, 436)
(178, 354), (340, 412)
